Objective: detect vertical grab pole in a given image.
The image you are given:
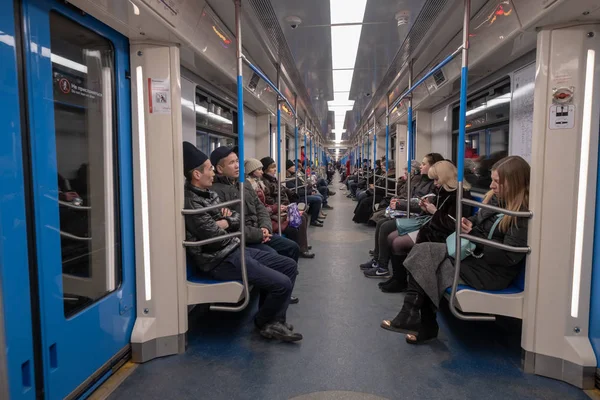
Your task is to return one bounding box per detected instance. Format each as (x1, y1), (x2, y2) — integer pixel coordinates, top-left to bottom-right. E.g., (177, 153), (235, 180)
(450, 0), (471, 318)
(372, 115), (377, 211)
(294, 95), (298, 198)
(234, 0), (249, 305)
(276, 63), (282, 235)
(406, 59), (413, 218)
(304, 122), (308, 204)
(385, 96), (390, 196)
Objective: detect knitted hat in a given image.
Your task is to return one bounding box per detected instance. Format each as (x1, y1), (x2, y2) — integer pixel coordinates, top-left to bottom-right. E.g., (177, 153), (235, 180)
(286, 160), (295, 170)
(244, 158), (263, 176)
(261, 156), (276, 171)
(182, 141), (208, 176)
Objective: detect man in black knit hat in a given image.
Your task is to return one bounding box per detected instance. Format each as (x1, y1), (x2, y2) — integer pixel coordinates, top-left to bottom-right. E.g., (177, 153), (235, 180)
(182, 142), (302, 342)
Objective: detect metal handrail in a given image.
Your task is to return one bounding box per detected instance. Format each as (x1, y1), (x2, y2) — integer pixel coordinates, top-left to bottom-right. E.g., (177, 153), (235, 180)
(460, 233), (531, 253)
(59, 231), (92, 242)
(461, 199), (533, 218)
(59, 200), (91, 210)
(183, 232), (242, 248)
(181, 199), (241, 215)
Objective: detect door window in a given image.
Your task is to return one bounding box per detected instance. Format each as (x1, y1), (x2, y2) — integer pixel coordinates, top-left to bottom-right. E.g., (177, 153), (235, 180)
(50, 12), (121, 317)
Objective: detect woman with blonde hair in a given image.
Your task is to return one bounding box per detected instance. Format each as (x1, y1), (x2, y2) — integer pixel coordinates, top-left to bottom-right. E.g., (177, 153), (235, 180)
(381, 155), (530, 344)
(380, 160), (472, 293)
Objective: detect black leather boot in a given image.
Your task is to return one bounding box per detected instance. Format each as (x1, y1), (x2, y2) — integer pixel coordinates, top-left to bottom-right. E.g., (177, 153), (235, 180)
(380, 255), (408, 293)
(406, 298), (439, 344)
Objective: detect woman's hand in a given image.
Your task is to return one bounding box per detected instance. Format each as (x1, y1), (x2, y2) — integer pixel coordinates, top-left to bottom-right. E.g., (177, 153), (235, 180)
(461, 217), (473, 234)
(423, 201), (437, 214)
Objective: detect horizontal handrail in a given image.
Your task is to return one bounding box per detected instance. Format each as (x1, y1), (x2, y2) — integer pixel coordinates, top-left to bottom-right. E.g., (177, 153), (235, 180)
(181, 199), (241, 215)
(284, 177), (298, 182)
(389, 45), (463, 114)
(59, 200), (91, 210)
(460, 233), (531, 253)
(242, 55), (297, 117)
(60, 231), (92, 242)
(461, 199), (533, 218)
(183, 232), (242, 248)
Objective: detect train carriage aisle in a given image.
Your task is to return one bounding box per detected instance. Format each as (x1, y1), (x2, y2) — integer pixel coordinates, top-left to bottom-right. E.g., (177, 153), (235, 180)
(107, 174), (589, 400)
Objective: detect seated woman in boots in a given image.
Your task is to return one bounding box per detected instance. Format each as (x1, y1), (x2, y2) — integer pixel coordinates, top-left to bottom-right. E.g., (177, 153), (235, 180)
(361, 153), (444, 279)
(253, 158), (315, 259)
(380, 155), (530, 344)
(380, 161), (472, 293)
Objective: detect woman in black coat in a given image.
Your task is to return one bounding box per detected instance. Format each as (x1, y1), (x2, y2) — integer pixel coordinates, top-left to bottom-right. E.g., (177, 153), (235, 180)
(380, 161), (471, 292)
(381, 156), (530, 344)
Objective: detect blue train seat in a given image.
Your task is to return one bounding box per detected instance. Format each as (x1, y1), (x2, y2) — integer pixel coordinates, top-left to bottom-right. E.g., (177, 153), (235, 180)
(445, 261), (526, 319)
(186, 257), (247, 306)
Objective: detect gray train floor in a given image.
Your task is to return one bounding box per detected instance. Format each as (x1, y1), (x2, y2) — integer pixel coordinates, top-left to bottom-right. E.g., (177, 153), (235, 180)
(109, 176), (589, 400)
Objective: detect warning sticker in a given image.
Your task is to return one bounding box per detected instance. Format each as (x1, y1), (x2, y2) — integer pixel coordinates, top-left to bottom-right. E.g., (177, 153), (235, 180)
(148, 78), (171, 114)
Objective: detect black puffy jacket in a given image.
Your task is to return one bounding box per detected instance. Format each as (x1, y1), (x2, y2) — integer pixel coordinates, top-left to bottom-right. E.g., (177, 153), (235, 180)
(184, 182), (241, 273)
(211, 175), (272, 244)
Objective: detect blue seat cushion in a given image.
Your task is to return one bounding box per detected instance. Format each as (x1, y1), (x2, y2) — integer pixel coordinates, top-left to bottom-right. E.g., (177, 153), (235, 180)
(186, 257), (241, 285)
(446, 261), (526, 295)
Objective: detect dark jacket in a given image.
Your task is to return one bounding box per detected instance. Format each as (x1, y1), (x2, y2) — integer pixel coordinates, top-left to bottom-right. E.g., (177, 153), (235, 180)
(416, 187), (472, 244)
(373, 173), (396, 197)
(285, 171), (310, 198)
(262, 173), (292, 206)
(211, 175), (272, 244)
(397, 174), (437, 213)
(183, 182), (241, 273)
(460, 195), (529, 290)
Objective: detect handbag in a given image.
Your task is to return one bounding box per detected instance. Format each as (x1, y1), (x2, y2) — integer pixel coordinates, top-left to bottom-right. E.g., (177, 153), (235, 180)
(446, 213), (504, 260)
(395, 215), (432, 236)
(287, 203), (302, 228)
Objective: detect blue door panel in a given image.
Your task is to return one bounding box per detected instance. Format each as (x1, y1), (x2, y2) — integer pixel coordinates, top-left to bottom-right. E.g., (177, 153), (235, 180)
(20, 0), (135, 398)
(0, 1), (37, 399)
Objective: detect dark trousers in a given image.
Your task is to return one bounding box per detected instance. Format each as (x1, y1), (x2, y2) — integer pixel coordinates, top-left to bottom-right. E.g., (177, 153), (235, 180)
(283, 213), (309, 252)
(305, 195), (322, 223)
(212, 247), (298, 328)
(249, 234), (300, 262)
(373, 218), (397, 268)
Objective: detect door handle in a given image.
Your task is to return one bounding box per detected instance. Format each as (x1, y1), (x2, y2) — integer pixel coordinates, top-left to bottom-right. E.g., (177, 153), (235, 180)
(21, 359), (32, 390)
(49, 343), (58, 370)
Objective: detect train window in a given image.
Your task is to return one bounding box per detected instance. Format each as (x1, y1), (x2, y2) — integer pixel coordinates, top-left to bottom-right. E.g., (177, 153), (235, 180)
(452, 80), (511, 193)
(50, 12), (121, 317)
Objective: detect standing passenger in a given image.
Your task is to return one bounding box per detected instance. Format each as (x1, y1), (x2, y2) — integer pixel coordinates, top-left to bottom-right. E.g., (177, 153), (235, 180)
(182, 142), (302, 342)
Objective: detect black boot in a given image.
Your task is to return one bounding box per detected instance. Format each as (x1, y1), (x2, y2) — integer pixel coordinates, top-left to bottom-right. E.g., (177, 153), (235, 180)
(406, 298), (439, 344)
(380, 293), (424, 334)
(380, 255), (408, 293)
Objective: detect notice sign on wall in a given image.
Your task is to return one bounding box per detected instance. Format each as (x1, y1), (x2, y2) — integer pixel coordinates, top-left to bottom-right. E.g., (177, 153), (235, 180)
(148, 78), (171, 114)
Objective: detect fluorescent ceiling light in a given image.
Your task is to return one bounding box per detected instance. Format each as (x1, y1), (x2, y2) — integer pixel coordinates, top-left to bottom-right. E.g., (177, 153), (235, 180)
(331, 26), (362, 69)
(332, 70), (354, 93)
(329, 0), (367, 140)
(51, 53), (88, 74)
(330, 0), (368, 24)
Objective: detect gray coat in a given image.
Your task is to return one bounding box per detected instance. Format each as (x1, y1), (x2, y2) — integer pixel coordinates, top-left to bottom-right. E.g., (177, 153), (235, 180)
(184, 182), (241, 273)
(211, 175), (272, 244)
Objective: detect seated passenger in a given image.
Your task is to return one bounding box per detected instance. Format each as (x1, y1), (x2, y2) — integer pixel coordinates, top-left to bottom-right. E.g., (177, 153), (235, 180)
(182, 142), (302, 342)
(352, 160), (396, 224)
(362, 153), (444, 279)
(285, 160), (324, 227)
(210, 146), (300, 263)
(379, 161), (472, 293)
(380, 155), (530, 344)
(245, 158), (314, 259)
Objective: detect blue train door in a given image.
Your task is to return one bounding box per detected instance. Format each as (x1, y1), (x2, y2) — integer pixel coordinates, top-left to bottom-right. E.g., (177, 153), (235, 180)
(2, 0), (136, 398)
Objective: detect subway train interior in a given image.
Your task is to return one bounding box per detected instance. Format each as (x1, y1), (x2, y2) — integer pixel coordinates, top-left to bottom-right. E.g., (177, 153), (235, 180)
(1, 0), (600, 399)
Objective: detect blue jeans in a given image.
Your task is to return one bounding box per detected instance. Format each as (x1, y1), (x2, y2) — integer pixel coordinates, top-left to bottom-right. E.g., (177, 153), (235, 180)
(306, 195), (322, 223)
(249, 234), (300, 262)
(211, 247), (298, 328)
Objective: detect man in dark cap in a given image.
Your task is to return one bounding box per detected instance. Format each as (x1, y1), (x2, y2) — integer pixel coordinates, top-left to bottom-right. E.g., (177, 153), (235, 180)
(210, 146), (300, 264)
(182, 142), (302, 342)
